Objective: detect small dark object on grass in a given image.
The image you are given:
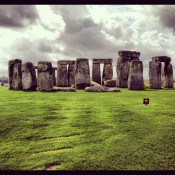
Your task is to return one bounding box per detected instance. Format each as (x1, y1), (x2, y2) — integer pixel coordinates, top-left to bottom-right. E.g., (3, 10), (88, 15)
(143, 98), (149, 105)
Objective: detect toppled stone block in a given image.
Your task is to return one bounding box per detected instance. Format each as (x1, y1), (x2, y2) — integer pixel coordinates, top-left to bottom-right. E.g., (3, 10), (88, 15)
(91, 81), (101, 87)
(21, 62), (37, 91)
(104, 79), (116, 87)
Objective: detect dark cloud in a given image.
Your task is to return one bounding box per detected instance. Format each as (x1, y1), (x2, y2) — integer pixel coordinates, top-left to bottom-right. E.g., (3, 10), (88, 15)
(153, 6), (175, 33)
(37, 39), (53, 53)
(0, 5), (38, 28)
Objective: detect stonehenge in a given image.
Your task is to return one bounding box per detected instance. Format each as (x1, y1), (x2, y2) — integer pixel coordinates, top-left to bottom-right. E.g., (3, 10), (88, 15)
(92, 59), (113, 85)
(149, 56), (173, 89)
(75, 58), (90, 89)
(22, 62), (37, 91)
(7, 53), (174, 92)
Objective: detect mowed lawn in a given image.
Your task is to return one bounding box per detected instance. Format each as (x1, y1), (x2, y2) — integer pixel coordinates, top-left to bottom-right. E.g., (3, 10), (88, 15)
(0, 85), (175, 170)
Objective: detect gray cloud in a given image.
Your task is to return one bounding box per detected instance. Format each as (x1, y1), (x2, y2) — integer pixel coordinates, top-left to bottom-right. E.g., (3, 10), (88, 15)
(0, 5), (38, 28)
(153, 6), (175, 33)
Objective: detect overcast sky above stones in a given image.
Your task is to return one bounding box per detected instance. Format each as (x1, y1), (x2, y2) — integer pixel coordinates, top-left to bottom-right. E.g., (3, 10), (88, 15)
(0, 5), (175, 79)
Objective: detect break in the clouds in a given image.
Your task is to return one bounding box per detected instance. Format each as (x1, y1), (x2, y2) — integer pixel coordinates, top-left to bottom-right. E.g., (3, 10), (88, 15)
(0, 5), (175, 79)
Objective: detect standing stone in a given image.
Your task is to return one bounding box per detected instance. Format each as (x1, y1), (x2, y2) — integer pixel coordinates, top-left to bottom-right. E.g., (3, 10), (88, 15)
(52, 69), (56, 86)
(57, 63), (68, 87)
(68, 61), (75, 86)
(164, 62), (174, 88)
(128, 60), (144, 90)
(117, 57), (130, 88)
(161, 65), (165, 85)
(21, 62), (37, 91)
(149, 60), (162, 89)
(37, 61), (53, 91)
(75, 58), (90, 89)
(102, 63), (113, 85)
(8, 59), (22, 90)
(92, 63), (101, 85)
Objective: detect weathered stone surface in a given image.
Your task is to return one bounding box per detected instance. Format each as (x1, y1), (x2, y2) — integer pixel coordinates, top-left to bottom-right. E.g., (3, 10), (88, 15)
(102, 63), (113, 85)
(107, 88), (121, 92)
(37, 61), (53, 91)
(52, 69), (56, 86)
(118, 51), (133, 57)
(8, 59), (22, 90)
(152, 56), (171, 63)
(21, 62), (37, 91)
(117, 57), (130, 88)
(93, 58), (112, 64)
(57, 87), (76, 92)
(85, 86), (108, 92)
(128, 60), (144, 90)
(57, 64), (68, 87)
(149, 60), (162, 89)
(91, 81), (101, 87)
(92, 63), (101, 84)
(68, 62), (75, 86)
(104, 79), (116, 87)
(75, 58), (90, 89)
(164, 62), (174, 88)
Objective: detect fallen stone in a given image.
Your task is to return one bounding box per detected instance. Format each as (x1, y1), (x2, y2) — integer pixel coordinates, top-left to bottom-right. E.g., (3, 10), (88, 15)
(57, 87), (76, 92)
(85, 86), (108, 92)
(91, 81), (101, 87)
(104, 79), (116, 87)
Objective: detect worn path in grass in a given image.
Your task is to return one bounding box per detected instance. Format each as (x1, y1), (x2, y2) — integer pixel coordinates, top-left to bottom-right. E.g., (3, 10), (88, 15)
(0, 86), (174, 170)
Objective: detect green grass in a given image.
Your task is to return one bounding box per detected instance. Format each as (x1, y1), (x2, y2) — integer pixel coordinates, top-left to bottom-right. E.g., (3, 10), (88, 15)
(0, 85), (175, 170)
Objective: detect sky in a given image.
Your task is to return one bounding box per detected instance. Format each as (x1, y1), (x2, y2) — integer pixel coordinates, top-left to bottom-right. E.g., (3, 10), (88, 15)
(0, 5), (175, 80)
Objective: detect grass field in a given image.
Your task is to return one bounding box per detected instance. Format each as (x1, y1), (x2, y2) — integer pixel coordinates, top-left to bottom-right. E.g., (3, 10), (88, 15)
(0, 85), (175, 170)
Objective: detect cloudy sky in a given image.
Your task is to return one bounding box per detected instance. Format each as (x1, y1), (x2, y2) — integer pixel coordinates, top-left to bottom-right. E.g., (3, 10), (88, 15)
(0, 5), (175, 79)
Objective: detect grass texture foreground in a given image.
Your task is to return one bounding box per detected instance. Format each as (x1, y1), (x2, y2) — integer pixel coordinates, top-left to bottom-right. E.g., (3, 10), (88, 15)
(0, 86), (175, 170)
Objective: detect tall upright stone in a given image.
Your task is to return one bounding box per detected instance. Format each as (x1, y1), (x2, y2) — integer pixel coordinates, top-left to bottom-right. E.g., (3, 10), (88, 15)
(68, 61), (75, 86)
(92, 63), (101, 84)
(8, 59), (22, 90)
(149, 60), (162, 89)
(22, 62), (37, 91)
(37, 61), (53, 91)
(75, 58), (90, 89)
(117, 56), (130, 88)
(57, 62), (68, 87)
(128, 60), (144, 90)
(102, 63), (113, 85)
(164, 62), (174, 88)
(52, 68), (56, 86)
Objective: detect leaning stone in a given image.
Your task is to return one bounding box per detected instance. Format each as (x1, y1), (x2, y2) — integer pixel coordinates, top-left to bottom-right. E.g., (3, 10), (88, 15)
(164, 62), (174, 88)
(117, 56), (130, 88)
(128, 60), (144, 90)
(8, 59), (22, 90)
(37, 61), (53, 91)
(104, 79), (116, 87)
(75, 58), (90, 89)
(102, 63), (113, 85)
(21, 62), (37, 91)
(149, 60), (162, 89)
(85, 86), (108, 92)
